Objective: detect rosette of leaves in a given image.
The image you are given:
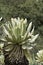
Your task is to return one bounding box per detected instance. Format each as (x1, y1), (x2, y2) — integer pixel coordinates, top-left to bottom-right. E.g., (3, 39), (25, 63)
(0, 17), (39, 64)
(36, 50), (43, 65)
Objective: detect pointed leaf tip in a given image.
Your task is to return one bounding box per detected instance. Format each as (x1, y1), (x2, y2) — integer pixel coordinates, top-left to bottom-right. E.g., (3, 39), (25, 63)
(23, 18), (27, 24)
(27, 22), (32, 33)
(31, 26), (35, 35)
(29, 34), (39, 43)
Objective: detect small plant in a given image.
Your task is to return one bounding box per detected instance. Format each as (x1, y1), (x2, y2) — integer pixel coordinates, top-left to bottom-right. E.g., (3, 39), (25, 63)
(0, 17), (39, 65)
(0, 43), (5, 65)
(36, 50), (43, 65)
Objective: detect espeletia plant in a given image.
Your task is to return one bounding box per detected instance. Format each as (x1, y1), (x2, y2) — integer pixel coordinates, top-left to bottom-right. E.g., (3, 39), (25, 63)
(36, 49), (43, 65)
(0, 17), (39, 64)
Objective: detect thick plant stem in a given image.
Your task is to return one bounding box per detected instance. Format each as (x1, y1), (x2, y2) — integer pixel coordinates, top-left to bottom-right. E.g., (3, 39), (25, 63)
(4, 45), (29, 65)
